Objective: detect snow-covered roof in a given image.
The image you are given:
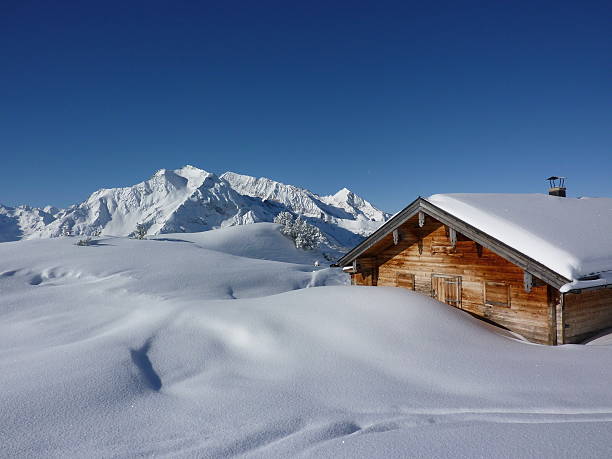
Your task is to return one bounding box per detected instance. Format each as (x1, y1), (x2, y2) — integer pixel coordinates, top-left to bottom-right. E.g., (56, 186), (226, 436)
(427, 194), (612, 291)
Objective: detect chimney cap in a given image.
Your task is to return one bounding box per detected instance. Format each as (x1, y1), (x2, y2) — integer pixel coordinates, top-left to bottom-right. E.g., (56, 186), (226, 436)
(547, 176), (567, 197)
(546, 176), (566, 188)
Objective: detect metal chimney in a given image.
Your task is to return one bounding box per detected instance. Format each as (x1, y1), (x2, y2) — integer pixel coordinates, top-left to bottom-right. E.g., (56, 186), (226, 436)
(546, 176), (566, 197)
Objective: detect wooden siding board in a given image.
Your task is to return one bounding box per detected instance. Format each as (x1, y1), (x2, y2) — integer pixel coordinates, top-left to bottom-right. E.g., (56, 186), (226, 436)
(563, 289), (612, 343)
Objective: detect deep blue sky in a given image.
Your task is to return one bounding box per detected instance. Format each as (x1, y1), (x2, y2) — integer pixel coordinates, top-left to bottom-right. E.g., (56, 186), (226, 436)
(1, 0), (610, 212)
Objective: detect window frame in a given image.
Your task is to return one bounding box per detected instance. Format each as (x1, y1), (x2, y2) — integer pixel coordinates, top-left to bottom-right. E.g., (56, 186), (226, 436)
(484, 281), (511, 308)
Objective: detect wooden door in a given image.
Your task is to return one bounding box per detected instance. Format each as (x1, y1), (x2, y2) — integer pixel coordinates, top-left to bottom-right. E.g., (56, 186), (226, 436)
(431, 274), (462, 309)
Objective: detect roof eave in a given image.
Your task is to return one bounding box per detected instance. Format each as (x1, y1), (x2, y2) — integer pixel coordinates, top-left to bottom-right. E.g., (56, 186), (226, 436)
(336, 197), (423, 267)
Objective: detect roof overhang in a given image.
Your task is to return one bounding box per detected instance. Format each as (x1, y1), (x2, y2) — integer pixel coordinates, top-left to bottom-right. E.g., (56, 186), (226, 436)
(337, 197), (572, 290)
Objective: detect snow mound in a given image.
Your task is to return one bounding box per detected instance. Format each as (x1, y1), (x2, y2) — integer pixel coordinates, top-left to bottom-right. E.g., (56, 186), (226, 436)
(153, 222), (328, 265)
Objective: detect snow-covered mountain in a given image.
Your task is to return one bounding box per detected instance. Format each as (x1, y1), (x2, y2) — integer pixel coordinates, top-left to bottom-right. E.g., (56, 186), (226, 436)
(220, 171), (388, 245)
(0, 205), (57, 242)
(0, 165), (389, 249)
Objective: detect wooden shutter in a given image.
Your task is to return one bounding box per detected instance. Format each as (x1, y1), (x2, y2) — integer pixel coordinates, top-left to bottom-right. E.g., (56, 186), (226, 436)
(396, 273), (415, 290)
(432, 274), (462, 308)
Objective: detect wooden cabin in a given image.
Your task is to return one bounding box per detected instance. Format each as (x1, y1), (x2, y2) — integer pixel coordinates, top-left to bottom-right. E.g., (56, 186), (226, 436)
(337, 192), (612, 345)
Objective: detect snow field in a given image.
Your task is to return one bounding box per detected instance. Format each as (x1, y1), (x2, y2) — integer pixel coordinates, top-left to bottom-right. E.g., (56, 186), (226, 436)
(1, 223), (612, 458)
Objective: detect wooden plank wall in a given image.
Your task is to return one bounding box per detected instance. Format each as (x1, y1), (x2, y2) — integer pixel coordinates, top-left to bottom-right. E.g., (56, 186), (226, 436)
(356, 214), (553, 344)
(563, 289), (612, 343)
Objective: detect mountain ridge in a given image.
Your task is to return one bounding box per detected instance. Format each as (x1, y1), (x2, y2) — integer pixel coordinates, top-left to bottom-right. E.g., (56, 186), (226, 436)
(0, 166), (389, 249)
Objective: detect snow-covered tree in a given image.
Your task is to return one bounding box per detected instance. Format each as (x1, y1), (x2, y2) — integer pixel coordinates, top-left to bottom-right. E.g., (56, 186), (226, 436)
(273, 211), (294, 227)
(292, 217), (322, 250)
(76, 237), (92, 246)
(133, 223), (147, 240)
(274, 212), (323, 250)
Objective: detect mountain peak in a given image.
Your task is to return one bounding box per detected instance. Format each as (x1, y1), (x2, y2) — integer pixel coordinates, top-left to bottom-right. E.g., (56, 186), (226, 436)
(174, 165), (215, 187)
(175, 164), (209, 176)
(151, 165), (214, 191)
(334, 187), (353, 198)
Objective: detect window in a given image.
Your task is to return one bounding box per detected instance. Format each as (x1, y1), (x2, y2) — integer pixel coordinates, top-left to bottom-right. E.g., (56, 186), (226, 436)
(484, 282), (511, 308)
(396, 273), (415, 290)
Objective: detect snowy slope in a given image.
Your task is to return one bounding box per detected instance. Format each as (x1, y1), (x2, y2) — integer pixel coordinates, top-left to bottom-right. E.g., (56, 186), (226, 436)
(2, 223), (612, 458)
(152, 223), (330, 265)
(1, 166), (389, 249)
(427, 194), (612, 288)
